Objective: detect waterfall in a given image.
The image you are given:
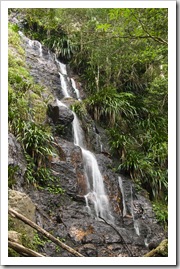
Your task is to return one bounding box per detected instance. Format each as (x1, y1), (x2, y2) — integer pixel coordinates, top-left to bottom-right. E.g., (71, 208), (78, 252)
(54, 55), (70, 97)
(71, 78), (81, 100)
(56, 94), (113, 222)
(118, 176), (127, 217)
(59, 72), (70, 98)
(59, 62), (67, 75)
(72, 112), (114, 222)
(54, 55), (67, 75)
(16, 32), (167, 256)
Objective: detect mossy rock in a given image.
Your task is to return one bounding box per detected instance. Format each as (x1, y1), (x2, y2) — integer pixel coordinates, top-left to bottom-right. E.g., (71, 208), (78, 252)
(8, 190), (36, 242)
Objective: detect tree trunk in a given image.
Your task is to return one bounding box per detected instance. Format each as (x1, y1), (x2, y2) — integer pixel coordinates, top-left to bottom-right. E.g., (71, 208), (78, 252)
(8, 208), (84, 257)
(144, 239), (168, 257)
(8, 240), (45, 257)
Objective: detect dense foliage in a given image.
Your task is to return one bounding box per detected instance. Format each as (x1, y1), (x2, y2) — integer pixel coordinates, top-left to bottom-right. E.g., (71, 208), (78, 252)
(9, 8), (168, 225)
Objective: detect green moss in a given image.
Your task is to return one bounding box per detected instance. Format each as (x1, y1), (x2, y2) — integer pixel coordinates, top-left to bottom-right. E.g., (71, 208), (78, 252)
(8, 21), (57, 191)
(8, 51), (25, 68)
(8, 23), (24, 56)
(8, 232), (44, 256)
(8, 248), (20, 257)
(8, 217), (15, 230)
(8, 165), (19, 188)
(8, 217), (36, 256)
(157, 239), (168, 256)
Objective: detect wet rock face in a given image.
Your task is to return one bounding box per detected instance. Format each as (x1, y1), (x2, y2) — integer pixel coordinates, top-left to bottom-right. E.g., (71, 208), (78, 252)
(47, 100), (74, 126)
(24, 43), (64, 98)
(8, 133), (26, 189)
(22, 37), (78, 101)
(51, 137), (86, 195)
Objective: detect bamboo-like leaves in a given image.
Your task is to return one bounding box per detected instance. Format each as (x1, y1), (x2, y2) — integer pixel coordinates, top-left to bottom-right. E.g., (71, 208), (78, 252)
(85, 87), (136, 126)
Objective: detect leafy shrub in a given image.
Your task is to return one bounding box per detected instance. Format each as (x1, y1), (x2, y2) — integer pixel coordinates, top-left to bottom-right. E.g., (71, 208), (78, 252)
(85, 87), (136, 126)
(17, 122), (54, 167)
(24, 153), (60, 188)
(71, 101), (87, 119)
(153, 201), (168, 229)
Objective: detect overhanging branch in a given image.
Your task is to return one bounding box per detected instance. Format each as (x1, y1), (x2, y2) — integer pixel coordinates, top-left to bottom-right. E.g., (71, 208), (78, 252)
(72, 33), (167, 46)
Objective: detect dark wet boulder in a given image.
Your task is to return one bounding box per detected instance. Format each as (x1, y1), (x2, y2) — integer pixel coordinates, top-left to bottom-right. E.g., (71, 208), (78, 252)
(47, 100), (74, 126)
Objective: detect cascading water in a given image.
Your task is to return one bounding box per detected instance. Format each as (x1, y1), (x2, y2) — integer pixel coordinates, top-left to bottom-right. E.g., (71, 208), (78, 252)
(54, 55), (67, 75)
(72, 112), (114, 222)
(56, 99), (67, 108)
(55, 96), (113, 221)
(118, 176), (127, 217)
(54, 57), (70, 98)
(59, 72), (70, 98)
(71, 78), (81, 100)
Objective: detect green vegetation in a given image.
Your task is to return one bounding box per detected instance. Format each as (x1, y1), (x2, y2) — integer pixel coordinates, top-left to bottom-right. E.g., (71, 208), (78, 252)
(153, 201), (168, 229)
(8, 165), (19, 188)
(71, 101), (87, 120)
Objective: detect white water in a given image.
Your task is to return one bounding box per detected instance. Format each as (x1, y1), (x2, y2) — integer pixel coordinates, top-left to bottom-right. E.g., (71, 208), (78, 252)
(118, 176), (127, 217)
(59, 62), (67, 75)
(72, 112), (84, 147)
(72, 112), (113, 222)
(28, 40), (42, 57)
(71, 78), (81, 100)
(56, 99), (67, 108)
(54, 55), (67, 75)
(59, 72), (70, 98)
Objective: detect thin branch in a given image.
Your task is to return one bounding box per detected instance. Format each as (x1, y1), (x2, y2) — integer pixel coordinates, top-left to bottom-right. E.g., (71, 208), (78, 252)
(130, 11), (168, 45)
(99, 216), (133, 257)
(8, 208), (84, 257)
